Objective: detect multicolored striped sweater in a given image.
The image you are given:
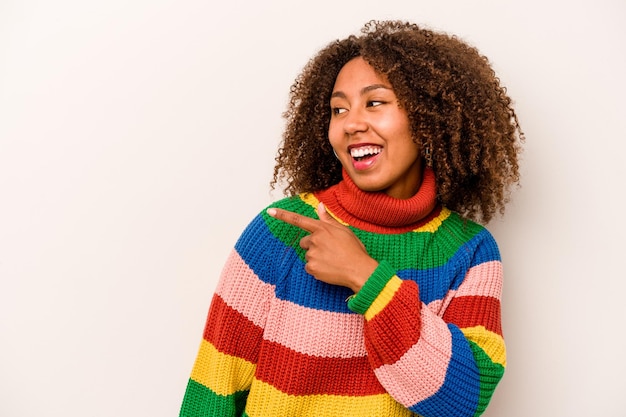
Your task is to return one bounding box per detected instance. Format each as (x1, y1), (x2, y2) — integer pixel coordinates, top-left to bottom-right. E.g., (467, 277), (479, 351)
(180, 169), (506, 417)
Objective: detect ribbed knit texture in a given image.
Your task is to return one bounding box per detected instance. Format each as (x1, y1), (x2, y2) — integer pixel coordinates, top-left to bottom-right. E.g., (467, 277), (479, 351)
(180, 170), (506, 417)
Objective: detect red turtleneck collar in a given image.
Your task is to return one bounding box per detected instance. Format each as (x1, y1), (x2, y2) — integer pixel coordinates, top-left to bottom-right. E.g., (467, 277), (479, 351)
(314, 167), (440, 234)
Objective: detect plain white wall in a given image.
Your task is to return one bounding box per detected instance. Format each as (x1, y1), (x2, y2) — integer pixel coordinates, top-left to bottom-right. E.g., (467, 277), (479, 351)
(1, 1), (624, 416)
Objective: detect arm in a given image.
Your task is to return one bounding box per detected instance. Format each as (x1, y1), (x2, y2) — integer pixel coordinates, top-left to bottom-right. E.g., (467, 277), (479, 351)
(267, 205), (505, 416)
(348, 232), (505, 417)
(180, 217), (275, 417)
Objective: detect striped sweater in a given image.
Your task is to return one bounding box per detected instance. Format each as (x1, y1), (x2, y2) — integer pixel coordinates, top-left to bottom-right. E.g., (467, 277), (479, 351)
(180, 169), (506, 417)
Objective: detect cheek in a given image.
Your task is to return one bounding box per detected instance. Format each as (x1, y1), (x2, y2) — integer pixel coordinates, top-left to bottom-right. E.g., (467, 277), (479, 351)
(391, 123), (415, 150)
(376, 111), (409, 136)
(388, 113), (412, 135)
(327, 122), (341, 147)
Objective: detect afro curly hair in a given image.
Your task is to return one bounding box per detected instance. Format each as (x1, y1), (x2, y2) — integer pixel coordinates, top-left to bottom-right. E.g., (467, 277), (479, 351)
(271, 20), (523, 224)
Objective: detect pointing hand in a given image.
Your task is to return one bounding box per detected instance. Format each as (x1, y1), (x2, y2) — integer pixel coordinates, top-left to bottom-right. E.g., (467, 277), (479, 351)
(267, 203), (377, 293)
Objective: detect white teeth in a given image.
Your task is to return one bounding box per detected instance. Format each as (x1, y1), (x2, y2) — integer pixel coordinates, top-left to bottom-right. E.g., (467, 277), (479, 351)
(350, 146), (382, 158)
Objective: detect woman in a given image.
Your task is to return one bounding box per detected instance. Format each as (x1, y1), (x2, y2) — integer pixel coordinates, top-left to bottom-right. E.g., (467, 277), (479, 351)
(180, 20), (523, 417)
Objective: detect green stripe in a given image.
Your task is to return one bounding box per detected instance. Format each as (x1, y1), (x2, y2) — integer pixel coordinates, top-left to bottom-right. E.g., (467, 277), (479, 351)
(262, 196), (317, 262)
(347, 260), (396, 314)
(355, 212), (484, 269)
(263, 197), (484, 270)
(179, 379), (249, 417)
(467, 341), (505, 417)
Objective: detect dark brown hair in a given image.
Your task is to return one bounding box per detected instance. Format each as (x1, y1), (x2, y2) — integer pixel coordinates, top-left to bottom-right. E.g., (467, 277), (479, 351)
(271, 20), (523, 224)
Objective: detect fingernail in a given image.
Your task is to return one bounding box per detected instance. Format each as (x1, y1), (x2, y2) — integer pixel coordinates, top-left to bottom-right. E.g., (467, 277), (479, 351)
(267, 208), (277, 217)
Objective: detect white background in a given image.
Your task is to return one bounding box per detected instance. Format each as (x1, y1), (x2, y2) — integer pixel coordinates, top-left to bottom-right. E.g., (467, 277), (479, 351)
(1, 1), (624, 416)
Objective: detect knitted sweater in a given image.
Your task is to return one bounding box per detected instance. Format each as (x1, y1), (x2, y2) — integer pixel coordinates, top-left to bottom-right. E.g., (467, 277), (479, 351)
(180, 169), (506, 417)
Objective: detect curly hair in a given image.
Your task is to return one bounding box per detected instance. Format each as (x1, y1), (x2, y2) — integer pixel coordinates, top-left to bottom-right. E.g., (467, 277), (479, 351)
(271, 20), (523, 224)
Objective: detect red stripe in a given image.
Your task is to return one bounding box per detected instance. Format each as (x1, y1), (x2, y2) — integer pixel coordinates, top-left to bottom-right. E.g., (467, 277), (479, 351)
(255, 340), (386, 396)
(365, 280), (422, 368)
(443, 295), (502, 335)
(203, 294), (263, 363)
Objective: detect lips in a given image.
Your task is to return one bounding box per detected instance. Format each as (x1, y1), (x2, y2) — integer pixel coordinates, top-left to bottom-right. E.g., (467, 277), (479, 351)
(349, 144), (382, 170)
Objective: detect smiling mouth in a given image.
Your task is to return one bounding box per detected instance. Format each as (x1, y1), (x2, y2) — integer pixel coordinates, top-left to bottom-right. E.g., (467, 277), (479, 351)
(350, 145), (382, 161)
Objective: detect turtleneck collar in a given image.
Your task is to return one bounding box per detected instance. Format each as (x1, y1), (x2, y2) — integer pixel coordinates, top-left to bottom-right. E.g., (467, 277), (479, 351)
(314, 167), (440, 233)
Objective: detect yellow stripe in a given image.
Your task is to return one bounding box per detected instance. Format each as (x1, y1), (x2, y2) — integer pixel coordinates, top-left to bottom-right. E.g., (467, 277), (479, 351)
(364, 276), (402, 321)
(301, 193), (349, 226)
(302, 195), (450, 232)
(461, 326), (507, 367)
(300, 192), (320, 210)
(412, 207), (451, 232)
(246, 379), (414, 417)
(190, 339), (256, 396)
(302, 194), (450, 232)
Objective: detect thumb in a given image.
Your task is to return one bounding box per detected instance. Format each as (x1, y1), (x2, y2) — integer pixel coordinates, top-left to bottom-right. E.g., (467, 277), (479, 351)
(317, 202), (340, 225)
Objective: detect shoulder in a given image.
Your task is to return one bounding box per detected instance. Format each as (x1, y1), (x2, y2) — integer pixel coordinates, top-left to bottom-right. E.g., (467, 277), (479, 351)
(268, 193), (318, 214)
(236, 194), (316, 247)
(436, 208), (501, 264)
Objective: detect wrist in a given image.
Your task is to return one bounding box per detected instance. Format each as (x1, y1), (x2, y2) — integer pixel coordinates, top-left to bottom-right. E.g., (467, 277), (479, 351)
(348, 257), (379, 293)
(347, 260), (396, 314)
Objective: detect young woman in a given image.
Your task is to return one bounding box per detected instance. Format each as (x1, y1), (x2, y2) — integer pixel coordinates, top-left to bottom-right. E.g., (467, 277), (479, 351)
(180, 20), (523, 417)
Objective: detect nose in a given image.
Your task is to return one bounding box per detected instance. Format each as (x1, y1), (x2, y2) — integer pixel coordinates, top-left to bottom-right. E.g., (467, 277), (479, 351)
(343, 107), (368, 135)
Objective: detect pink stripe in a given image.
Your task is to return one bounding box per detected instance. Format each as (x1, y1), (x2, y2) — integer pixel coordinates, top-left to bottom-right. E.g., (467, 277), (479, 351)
(374, 305), (452, 407)
(263, 299), (367, 358)
(427, 260), (503, 314)
(215, 250), (366, 359)
(456, 261), (503, 298)
(215, 249), (275, 328)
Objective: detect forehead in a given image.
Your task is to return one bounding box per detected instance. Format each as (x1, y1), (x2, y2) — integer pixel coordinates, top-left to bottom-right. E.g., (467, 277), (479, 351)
(332, 57), (391, 91)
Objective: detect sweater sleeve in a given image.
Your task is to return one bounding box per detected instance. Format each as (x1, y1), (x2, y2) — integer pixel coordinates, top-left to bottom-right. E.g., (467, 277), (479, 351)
(179, 217), (275, 417)
(347, 233), (506, 417)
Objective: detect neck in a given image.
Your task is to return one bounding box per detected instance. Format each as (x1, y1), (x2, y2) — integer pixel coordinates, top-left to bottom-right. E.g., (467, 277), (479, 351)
(315, 168), (439, 233)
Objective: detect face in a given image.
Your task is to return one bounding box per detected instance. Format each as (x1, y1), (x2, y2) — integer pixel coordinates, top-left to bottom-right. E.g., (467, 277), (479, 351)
(328, 57), (422, 199)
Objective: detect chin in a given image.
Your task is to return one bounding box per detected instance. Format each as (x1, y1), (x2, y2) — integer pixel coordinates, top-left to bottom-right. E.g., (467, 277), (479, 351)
(353, 181), (386, 193)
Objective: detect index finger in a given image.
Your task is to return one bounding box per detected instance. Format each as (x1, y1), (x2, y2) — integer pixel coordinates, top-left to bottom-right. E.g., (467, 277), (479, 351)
(267, 208), (321, 233)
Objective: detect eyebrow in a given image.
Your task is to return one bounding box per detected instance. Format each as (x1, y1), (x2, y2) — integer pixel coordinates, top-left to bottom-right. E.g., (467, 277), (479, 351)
(330, 84), (393, 99)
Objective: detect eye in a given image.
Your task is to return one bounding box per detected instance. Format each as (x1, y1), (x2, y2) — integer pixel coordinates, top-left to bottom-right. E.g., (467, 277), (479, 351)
(331, 107), (347, 115)
(367, 100), (385, 107)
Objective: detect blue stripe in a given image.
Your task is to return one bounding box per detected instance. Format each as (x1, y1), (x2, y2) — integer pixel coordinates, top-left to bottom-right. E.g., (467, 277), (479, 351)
(397, 266), (456, 305)
(234, 210), (500, 312)
(274, 248), (354, 313)
(234, 214), (353, 313)
(470, 229), (501, 267)
(409, 325), (480, 417)
(397, 229), (500, 303)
